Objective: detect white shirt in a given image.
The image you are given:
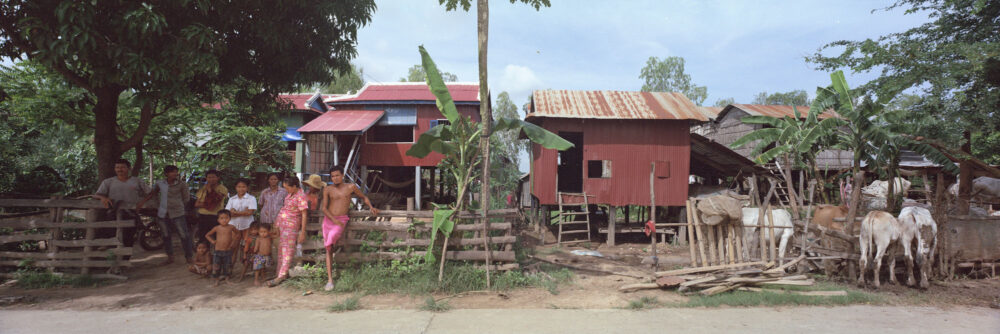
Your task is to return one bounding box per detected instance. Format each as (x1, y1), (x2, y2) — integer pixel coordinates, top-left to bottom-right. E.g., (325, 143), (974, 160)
(225, 193), (257, 230)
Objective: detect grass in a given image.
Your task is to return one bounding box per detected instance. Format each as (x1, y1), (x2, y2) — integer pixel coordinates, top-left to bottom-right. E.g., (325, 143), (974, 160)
(420, 296), (451, 312)
(666, 280), (883, 308)
(283, 260), (573, 296)
(12, 270), (105, 289)
(625, 296), (661, 310)
(327, 295), (362, 312)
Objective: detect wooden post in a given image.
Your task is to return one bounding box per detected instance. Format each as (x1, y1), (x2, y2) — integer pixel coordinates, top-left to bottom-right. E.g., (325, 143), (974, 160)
(726, 224), (735, 264)
(705, 220), (718, 265)
(801, 181), (817, 257)
(429, 167), (436, 202)
(767, 207), (777, 264)
(757, 179), (777, 262)
(934, 171), (949, 278)
(692, 201), (709, 267)
(734, 220), (745, 263)
(415, 166), (422, 211)
(649, 162), (657, 269)
(845, 170), (864, 279)
(686, 200), (697, 267)
(607, 205), (616, 246)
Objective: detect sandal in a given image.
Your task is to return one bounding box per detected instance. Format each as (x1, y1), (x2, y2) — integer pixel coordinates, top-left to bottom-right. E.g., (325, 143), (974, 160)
(266, 276), (286, 287)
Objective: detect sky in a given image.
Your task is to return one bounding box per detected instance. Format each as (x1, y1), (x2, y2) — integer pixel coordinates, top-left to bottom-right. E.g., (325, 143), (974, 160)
(354, 0), (929, 106)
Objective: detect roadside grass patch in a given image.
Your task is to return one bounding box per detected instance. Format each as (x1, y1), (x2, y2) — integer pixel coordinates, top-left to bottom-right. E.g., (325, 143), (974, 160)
(13, 270), (105, 289)
(327, 295), (362, 312)
(283, 260), (572, 296)
(667, 280), (883, 308)
(625, 296), (661, 310)
(420, 296), (451, 312)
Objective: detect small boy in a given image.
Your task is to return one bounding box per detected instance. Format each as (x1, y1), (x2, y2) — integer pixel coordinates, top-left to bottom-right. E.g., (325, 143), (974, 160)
(205, 209), (238, 285)
(251, 224), (274, 286)
(188, 242), (212, 278)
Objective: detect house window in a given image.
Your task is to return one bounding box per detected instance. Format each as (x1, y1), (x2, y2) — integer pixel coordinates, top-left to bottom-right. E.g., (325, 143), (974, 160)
(430, 119), (450, 128)
(587, 160), (612, 178)
(369, 125), (414, 143)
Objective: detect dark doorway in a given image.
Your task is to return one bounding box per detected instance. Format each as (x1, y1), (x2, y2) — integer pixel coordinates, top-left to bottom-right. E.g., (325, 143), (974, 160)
(557, 132), (584, 193)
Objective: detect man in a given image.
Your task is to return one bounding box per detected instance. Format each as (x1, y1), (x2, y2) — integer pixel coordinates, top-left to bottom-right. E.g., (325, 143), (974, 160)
(137, 165), (193, 265)
(94, 159), (149, 253)
(319, 166), (379, 291)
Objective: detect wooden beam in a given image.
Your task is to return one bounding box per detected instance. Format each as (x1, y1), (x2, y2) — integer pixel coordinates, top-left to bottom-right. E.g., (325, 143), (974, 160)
(0, 199), (105, 209)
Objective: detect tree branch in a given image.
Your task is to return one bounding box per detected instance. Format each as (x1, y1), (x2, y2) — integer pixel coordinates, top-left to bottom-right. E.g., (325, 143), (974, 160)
(119, 99), (156, 151)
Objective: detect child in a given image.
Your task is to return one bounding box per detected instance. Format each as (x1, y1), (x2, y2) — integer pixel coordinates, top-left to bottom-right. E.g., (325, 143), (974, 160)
(205, 209), (238, 285)
(236, 222), (260, 282)
(250, 224), (274, 286)
(137, 165), (193, 265)
(225, 178), (257, 264)
(188, 242), (212, 278)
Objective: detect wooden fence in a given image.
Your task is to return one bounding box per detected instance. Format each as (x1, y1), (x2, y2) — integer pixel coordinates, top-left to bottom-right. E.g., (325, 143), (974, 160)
(684, 199), (788, 269)
(296, 208), (521, 269)
(0, 198), (133, 278)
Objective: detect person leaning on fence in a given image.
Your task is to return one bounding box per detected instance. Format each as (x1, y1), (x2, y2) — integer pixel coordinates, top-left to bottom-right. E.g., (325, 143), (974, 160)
(267, 175), (309, 287)
(93, 159), (149, 256)
(320, 165), (379, 291)
(194, 170), (228, 244)
(137, 165), (193, 265)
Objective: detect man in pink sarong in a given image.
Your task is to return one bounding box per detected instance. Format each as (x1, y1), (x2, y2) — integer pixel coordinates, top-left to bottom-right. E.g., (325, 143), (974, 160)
(320, 165), (379, 291)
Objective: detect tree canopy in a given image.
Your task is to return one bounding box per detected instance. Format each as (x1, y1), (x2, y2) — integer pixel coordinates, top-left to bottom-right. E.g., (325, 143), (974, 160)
(319, 64), (366, 94)
(400, 64), (458, 82)
(752, 90), (810, 106)
(639, 56), (708, 105)
(0, 0), (376, 180)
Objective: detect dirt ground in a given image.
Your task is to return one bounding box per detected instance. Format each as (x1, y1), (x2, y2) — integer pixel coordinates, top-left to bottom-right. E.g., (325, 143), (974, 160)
(2, 231), (999, 311)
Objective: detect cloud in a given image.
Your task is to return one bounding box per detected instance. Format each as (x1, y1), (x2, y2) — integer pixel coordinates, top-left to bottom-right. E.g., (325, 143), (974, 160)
(496, 64), (543, 101)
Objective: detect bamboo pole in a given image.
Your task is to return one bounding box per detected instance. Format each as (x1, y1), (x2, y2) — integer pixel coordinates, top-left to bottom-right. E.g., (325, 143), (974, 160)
(758, 179), (777, 262)
(706, 221), (718, 265)
(726, 224), (736, 264)
(801, 181), (816, 257)
(767, 206), (777, 264)
(734, 220), (745, 263)
(649, 162), (658, 269)
(692, 201), (709, 267)
(686, 200), (697, 267)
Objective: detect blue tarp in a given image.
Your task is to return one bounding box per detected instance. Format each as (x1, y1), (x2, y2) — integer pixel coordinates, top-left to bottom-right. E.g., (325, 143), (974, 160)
(282, 127), (302, 141)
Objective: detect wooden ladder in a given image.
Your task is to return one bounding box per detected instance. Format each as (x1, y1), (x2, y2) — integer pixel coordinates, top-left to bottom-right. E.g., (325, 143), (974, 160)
(557, 192), (592, 244)
(764, 164), (791, 207)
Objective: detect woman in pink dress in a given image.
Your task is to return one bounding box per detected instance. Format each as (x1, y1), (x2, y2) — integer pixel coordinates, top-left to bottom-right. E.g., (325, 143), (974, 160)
(267, 175), (309, 287)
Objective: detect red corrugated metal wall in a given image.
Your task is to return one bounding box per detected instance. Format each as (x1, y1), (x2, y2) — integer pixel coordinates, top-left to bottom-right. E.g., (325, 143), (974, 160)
(360, 105), (480, 167)
(531, 118), (691, 207)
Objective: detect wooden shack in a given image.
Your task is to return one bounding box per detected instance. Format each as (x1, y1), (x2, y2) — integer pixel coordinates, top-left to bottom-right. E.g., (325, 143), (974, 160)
(297, 82), (481, 210)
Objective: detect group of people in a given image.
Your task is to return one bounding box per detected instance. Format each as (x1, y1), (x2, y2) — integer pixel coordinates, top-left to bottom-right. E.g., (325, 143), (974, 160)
(94, 159), (379, 289)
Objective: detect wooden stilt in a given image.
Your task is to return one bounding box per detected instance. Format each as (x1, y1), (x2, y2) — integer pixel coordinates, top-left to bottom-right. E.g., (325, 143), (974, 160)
(686, 201), (697, 267)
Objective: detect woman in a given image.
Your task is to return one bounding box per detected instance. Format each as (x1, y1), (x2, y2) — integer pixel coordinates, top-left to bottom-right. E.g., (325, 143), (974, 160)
(302, 174), (326, 211)
(194, 170), (228, 243)
(258, 173), (287, 226)
(267, 175), (309, 287)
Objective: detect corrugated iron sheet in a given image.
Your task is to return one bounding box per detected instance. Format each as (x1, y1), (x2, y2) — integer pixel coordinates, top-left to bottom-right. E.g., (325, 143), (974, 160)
(325, 82), (480, 104)
(699, 106), (724, 120)
(359, 105), (482, 167)
(297, 109), (384, 134)
(531, 118), (691, 207)
(529, 90), (708, 121)
(728, 104), (839, 119)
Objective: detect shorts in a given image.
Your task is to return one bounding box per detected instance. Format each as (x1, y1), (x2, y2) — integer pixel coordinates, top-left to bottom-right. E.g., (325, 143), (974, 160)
(252, 254), (272, 271)
(193, 265), (209, 275)
(322, 215), (348, 248)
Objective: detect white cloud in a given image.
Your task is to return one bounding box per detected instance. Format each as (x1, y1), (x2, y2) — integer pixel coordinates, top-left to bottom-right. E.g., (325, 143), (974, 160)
(496, 64), (543, 102)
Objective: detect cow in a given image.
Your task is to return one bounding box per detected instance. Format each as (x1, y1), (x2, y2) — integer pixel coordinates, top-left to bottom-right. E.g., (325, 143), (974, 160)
(858, 210), (924, 288)
(741, 208), (793, 265)
(811, 204), (850, 233)
(897, 206), (938, 289)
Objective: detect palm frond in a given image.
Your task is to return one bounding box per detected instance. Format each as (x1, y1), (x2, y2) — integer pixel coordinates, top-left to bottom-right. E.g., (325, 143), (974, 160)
(731, 127), (781, 149)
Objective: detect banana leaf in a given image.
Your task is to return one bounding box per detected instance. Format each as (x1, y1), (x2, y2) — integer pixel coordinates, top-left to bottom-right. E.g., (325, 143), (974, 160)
(425, 206), (456, 263)
(494, 117), (574, 150)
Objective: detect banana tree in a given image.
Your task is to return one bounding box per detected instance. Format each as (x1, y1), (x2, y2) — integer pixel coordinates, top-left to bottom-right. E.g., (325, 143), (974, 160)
(406, 46), (572, 281)
(731, 95), (844, 211)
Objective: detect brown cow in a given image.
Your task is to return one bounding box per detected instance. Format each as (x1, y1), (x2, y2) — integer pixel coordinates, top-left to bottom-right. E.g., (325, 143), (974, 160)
(811, 204), (857, 234)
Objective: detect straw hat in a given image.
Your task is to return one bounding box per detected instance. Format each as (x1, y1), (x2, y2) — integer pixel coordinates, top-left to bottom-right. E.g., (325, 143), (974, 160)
(303, 174), (327, 190)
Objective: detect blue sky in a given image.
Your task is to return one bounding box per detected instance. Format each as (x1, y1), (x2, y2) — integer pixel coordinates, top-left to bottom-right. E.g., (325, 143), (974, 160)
(354, 0), (930, 107)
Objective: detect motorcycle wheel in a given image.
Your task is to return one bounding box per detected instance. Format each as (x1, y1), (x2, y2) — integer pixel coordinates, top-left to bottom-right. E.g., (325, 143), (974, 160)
(139, 221), (165, 251)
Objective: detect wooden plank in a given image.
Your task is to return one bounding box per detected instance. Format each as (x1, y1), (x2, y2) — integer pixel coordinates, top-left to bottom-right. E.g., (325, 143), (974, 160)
(298, 250), (517, 262)
(726, 224), (735, 265)
(758, 279), (815, 286)
(0, 249), (132, 259)
(0, 233), (50, 244)
(706, 222), (718, 266)
(654, 261), (765, 277)
(734, 222), (745, 263)
(50, 238), (121, 247)
(0, 260), (131, 268)
(300, 235), (517, 250)
(315, 208), (522, 219)
(0, 219), (135, 229)
(692, 202), (709, 267)
(304, 221), (512, 232)
(0, 199), (105, 209)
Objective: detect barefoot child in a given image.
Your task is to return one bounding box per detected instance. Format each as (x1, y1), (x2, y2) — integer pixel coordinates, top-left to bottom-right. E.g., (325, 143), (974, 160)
(320, 166), (379, 291)
(225, 178), (257, 264)
(189, 242), (212, 277)
(250, 224), (274, 286)
(205, 210), (238, 284)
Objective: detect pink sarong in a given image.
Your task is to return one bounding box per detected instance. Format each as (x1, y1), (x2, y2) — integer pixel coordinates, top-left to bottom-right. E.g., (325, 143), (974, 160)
(322, 215), (348, 248)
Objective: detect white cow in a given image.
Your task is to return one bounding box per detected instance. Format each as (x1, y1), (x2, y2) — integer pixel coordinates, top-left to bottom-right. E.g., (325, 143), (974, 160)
(741, 208), (793, 265)
(948, 176), (1000, 203)
(858, 210), (925, 288)
(897, 206), (938, 289)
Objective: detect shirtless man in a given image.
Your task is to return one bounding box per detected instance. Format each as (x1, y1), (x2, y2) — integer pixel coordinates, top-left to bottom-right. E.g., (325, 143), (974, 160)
(320, 166), (379, 291)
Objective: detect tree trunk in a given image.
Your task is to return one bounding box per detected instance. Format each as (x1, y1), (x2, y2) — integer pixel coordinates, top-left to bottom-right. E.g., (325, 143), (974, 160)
(781, 154), (801, 219)
(957, 130), (973, 215)
(131, 141), (144, 177)
(93, 87), (126, 181)
(477, 0), (493, 288)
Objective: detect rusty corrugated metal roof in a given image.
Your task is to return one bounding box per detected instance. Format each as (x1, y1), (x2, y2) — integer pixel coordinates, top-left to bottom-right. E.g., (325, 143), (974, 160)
(699, 106), (724, 120)
(726, 104), (839, 119)
(528, 90), (708, 121)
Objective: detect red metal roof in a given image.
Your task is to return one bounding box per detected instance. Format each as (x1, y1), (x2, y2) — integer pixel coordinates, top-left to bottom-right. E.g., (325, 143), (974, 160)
(325, 83), (480, 104)
(297, 109), (384, 134)
(528, 90), (708, 121)
(725, 104), (838, 119)
(699, 106), (725, 120)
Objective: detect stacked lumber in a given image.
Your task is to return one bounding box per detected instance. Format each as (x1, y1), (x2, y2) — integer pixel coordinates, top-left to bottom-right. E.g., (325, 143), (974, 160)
(620, 255), (815, 295)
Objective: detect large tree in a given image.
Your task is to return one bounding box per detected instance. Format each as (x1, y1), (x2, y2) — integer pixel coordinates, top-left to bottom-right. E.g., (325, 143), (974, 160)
(752, 90), (810, 106)
(0, 1), (376, 180)
(807, 0), (1000, 160)
(639, 56), (708, 105)
(320, 64), (366, 94)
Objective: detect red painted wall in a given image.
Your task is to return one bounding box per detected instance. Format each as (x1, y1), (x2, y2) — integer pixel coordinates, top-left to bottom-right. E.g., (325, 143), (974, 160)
(359, 104), (480, 167)
(530, 118), (691, 207)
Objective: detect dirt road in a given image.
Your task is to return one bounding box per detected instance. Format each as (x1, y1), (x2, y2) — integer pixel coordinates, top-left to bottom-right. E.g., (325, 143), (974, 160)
(2, 306), (996, 334)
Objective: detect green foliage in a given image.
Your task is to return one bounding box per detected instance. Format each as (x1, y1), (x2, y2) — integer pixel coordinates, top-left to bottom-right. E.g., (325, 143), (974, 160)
(752, 90), (810, 106)
(420, 296), (452, 312)
(196, 125), (292, 175)
(318, 64), (366, 94)
(626, 296), (661, 310)
(639, 56), (708, 105)
(807, 0), (1000, 161)
(400, 64), (457, 83)
(12, 269), (104, 289)
(489, 92), (523, 198)
(438, 0), (550, 11)
(668, 281), (882, 308)
(713, 97), (735, 107)
(327, 296), (362, 312)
